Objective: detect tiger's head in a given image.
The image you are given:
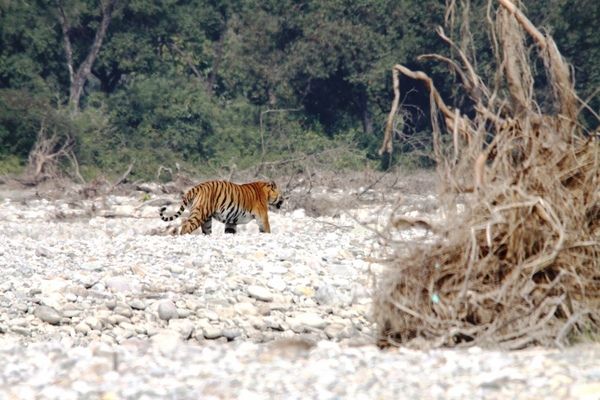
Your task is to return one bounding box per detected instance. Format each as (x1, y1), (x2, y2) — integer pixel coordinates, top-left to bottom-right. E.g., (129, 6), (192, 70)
(264, 180), (284, 209)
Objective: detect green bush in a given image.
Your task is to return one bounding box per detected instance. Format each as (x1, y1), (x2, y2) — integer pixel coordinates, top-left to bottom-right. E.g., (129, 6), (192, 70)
(0, 154), (24, 176)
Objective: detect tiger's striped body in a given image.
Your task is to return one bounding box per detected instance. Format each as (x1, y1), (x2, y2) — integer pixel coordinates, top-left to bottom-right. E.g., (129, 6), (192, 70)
(160, 180), (283, 235)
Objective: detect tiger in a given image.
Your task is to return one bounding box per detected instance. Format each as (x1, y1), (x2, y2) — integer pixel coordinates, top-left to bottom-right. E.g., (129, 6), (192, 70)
(159, 180), (283, 235)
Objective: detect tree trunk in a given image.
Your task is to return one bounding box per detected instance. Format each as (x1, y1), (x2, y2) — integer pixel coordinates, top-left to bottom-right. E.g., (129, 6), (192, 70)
(208, 29), (226, 95)
(57, 0), (116, 112)
(361, 91), (373, 137)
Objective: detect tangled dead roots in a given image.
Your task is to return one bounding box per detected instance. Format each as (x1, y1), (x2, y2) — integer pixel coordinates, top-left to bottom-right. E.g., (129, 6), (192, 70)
(375, 0), (599, 349)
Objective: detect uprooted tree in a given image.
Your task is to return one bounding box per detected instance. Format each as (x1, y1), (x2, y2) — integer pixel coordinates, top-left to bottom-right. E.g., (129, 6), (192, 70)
(375, 0), (599, 349)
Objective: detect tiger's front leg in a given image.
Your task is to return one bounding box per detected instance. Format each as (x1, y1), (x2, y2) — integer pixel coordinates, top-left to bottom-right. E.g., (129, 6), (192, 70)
(256, 212), (271, 233)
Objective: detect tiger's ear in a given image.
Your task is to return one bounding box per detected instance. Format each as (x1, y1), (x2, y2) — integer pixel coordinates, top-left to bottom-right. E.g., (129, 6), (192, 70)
(268, 180), (277, 188)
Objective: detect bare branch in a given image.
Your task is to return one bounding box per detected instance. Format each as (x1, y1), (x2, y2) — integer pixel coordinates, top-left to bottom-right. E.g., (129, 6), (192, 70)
(111, 161), (134, 189)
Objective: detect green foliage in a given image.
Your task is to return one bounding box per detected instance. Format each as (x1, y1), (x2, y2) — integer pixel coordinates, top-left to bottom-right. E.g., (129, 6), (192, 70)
(0, 89), (43, 158)
(0, 0), (597, 180)
(0, 154), (24, 176)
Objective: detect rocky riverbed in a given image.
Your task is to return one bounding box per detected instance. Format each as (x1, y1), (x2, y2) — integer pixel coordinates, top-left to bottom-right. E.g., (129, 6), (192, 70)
(0, 180), (599, 399)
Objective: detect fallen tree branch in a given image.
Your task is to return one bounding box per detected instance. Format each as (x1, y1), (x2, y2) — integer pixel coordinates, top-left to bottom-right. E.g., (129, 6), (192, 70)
(111, 161), (134, 189)
(67, 150), (86, 184)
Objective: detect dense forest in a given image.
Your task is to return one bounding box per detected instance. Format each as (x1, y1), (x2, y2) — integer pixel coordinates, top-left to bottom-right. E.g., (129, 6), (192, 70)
(0, 0), (598, 180)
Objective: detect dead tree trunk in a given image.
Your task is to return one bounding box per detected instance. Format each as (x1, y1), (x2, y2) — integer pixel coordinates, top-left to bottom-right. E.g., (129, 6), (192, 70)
(26, 119), (74, 184)
(56, 0), (116, 112)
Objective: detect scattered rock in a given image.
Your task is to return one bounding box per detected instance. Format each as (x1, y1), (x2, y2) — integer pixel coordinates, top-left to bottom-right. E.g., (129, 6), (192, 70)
(222, 328), (242, 341)
(105, 276), (141, 294)
(324, 323), (354, 340)
(287, 312), (328, 332)
(151, 329), (182, 355)
(114, 305), (133, 318)
(84, 317), (103, 331)
(0, 179), (594, 399)
(203, 326), (223, 340)
(267, 277), (286, 292)
(234, 302), (258, 316)
(169, 319), (194, 339)
(315, 284), (337, 305)
(157, 300), (179, 321)
(294, 286), (315, 298)
(247, 285), (274, 302)
(34, 305), (62, 325)
(169, 265), (184, 274)
(129, 299), (146, 310)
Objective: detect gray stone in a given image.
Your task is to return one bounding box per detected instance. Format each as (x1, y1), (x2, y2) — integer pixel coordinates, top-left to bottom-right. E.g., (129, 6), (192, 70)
(264, 316), (286, 331)
(105, 276), (141, 294)
(169, 265), (184, 274)
(287, 312), (328, 332)
(114, 305), (133, 318)
(75, 322), (91, 335)
(324, 323), (353, 340)
(157, 300), (178, 321)
(203, 309), (220, 321)
(247, 285), (274, 302)
(34, 305), (62, 325)
(183, 284), (198, 294)
(222, 328), (242, 341)
(100, 333), (116, 344)
(168, 319), (194, 339)
(110, 314), (130, 325)
(10, 326), (30, 336)
(80, 262), (104, 272)
(176, 308), (192, 318)
(64, 292), (77, 302)
(105, 298), (117, 310)
(35, 247), (52, 258)
(234, 302), (258, 316)
(84, 316), (103, 331)
(203, 326), (223, 339)
(62, 307), (81, 318)
(77, 275), (98, 289)
(315, 284), (337, 305)
(267, 277), (287, 292)
(128, 299), (146, 310)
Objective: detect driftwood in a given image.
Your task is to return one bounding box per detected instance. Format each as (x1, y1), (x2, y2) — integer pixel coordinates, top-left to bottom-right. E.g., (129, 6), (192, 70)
(375, 0), (600, 350)
(110, 161), (134, 190)
(24, 119), (74, 184)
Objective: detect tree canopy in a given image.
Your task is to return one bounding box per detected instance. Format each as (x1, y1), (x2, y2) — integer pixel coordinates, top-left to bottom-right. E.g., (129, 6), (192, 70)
(0, 0), (597, 179)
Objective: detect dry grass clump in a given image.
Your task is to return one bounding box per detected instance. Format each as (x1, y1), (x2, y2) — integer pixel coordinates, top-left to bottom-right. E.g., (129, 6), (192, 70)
(374, 0), (599, 349)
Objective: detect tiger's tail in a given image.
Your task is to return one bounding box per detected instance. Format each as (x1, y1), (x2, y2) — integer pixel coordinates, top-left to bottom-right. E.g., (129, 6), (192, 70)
(160, 204), (185, 221)
(160, 188), (197, 221)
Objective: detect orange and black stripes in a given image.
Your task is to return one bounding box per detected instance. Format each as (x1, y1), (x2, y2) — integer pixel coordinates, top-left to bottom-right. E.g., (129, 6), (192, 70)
(159, 180), (283, 235)
(159, 204), (185, 221)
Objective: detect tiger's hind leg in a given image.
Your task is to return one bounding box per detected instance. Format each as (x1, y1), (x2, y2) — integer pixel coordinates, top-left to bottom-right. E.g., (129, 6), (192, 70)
(201, 218), (213, 235)
(224, 223), (237, 234)
(180, 208), (211, 235)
